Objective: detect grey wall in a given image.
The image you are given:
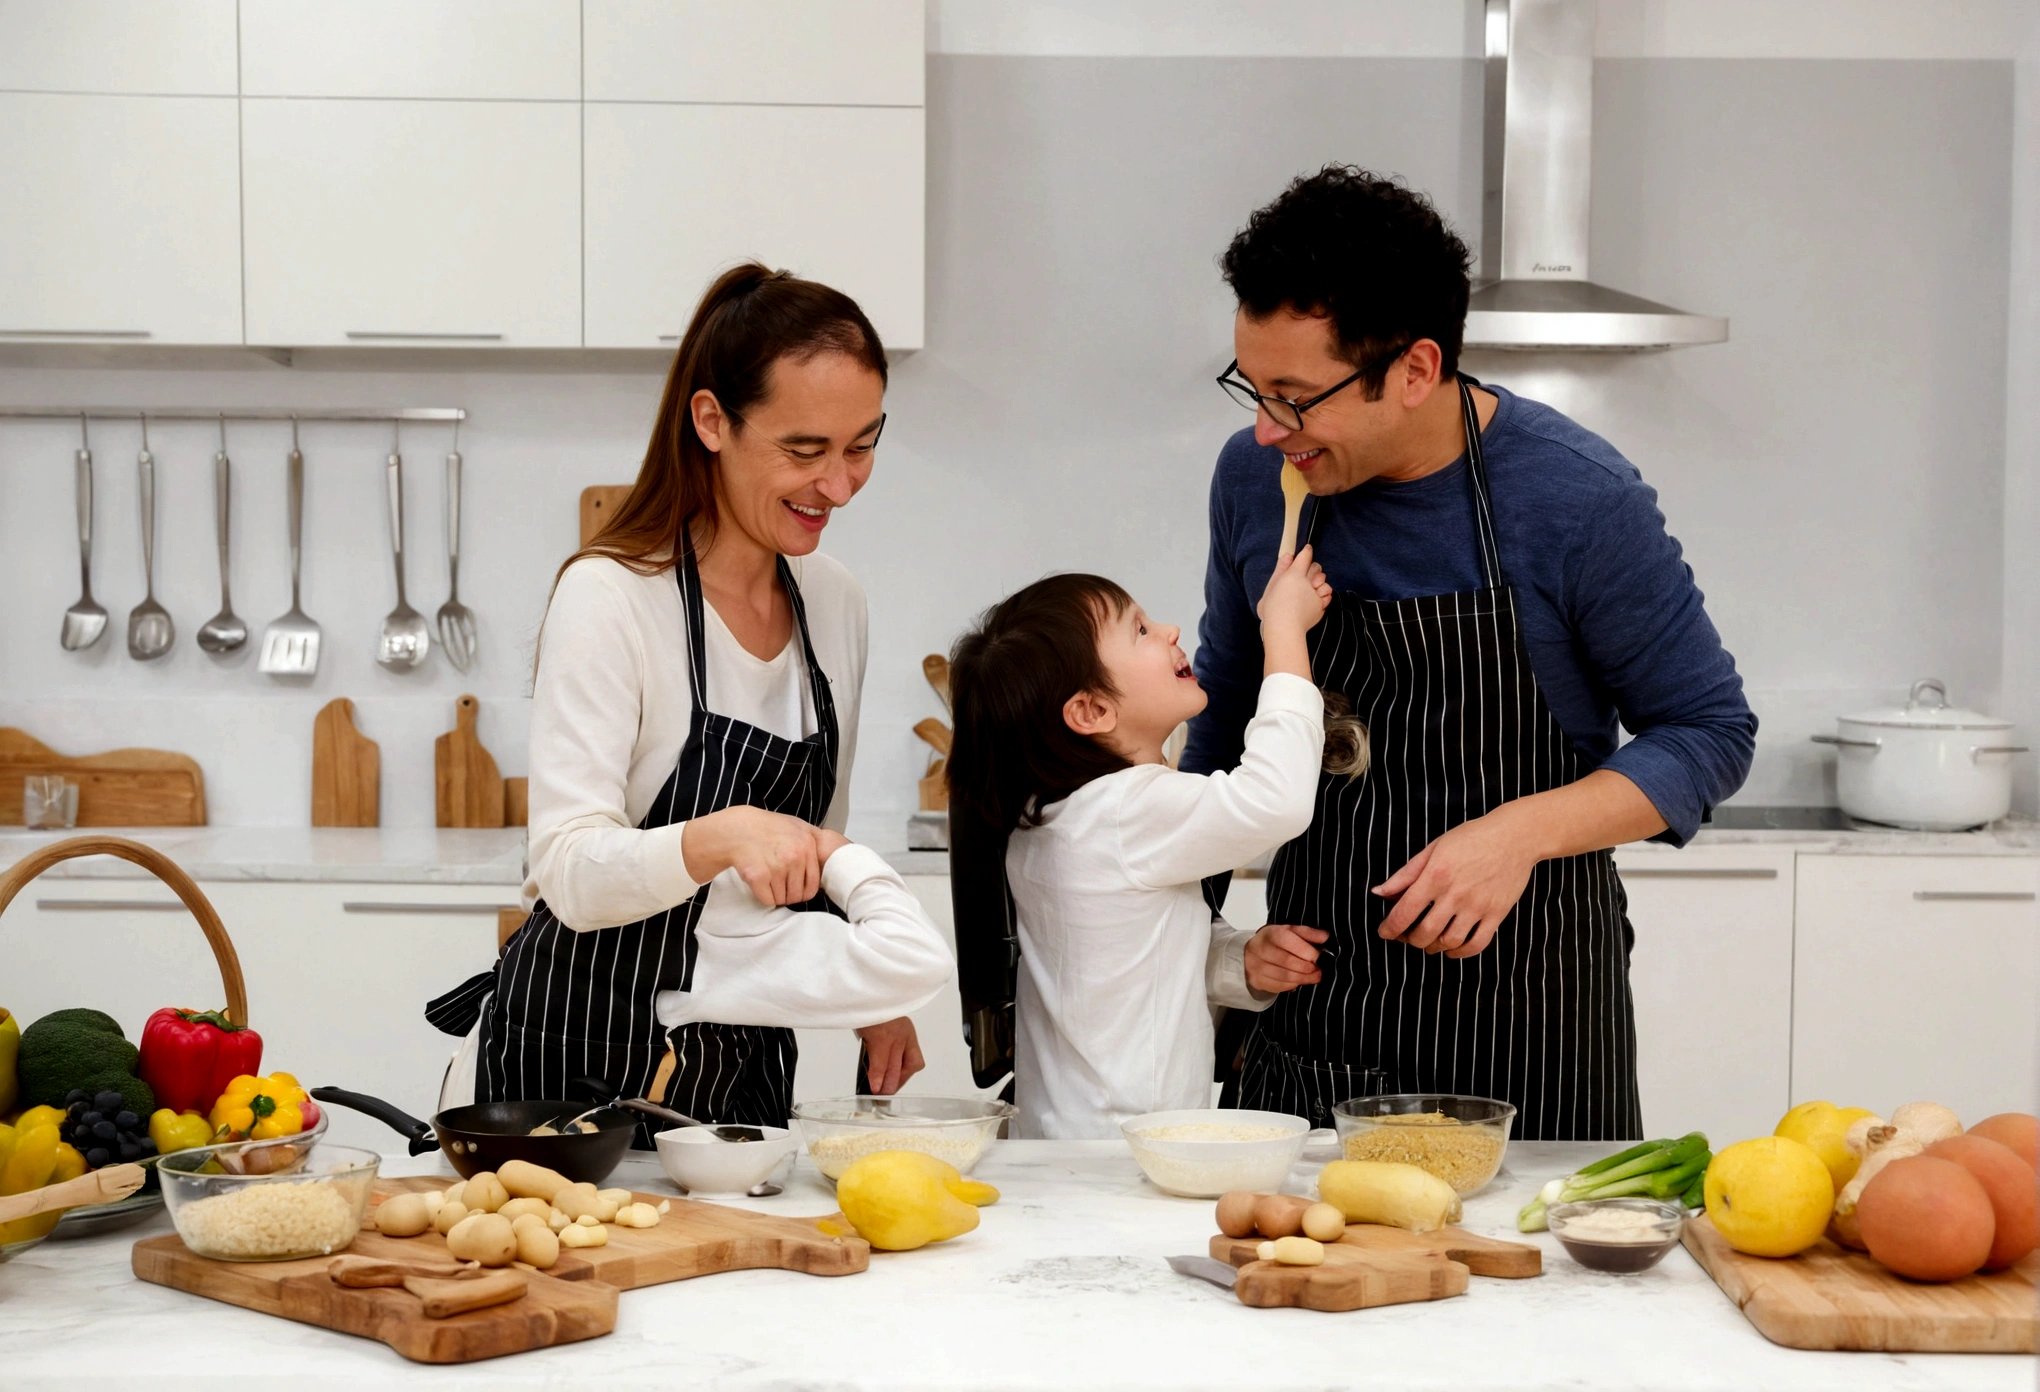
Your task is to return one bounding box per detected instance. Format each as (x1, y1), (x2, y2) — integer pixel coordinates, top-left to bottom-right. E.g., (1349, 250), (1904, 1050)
(0, 53), (2019, 837)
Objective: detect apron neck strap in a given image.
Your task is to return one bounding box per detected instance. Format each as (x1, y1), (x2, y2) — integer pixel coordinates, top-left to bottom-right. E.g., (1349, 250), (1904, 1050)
(677, 528), (834, 712)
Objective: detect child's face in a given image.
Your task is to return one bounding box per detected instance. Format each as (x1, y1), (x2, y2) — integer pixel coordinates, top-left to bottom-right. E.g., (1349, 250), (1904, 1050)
(1090, 600), (1209, 755)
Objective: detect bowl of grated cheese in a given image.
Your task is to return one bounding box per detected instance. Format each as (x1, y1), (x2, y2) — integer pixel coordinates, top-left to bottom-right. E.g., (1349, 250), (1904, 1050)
(792, 1096), (1014, 1182)
(1120, 1109), (1312, 1198)
(1332, 1094), (1516, 1196)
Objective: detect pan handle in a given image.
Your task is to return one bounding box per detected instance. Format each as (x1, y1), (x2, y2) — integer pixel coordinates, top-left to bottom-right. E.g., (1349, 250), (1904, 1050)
(311, 1086), (440, 1157)
(569, 1075), (702, 1129)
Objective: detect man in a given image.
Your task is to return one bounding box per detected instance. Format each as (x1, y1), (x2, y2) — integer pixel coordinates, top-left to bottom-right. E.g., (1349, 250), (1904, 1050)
(1184, 166), (1755, 1139)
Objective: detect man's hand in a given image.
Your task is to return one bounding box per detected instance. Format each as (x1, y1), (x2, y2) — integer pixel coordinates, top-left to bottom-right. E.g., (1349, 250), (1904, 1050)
(855, 1016), (926, 1095)
(1372, 809), (1540, 959)
(1244, 923), (1328, 992)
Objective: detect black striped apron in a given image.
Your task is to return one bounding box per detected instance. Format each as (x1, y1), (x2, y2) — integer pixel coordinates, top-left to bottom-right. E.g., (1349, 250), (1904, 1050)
(425, 537), (840, 1142)
(1238, 379), (1641, 1142)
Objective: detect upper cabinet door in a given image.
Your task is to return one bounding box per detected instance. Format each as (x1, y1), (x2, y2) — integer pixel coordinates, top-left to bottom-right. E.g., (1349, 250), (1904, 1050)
(585, 0), (924, 106)
(0, 0), (237, 95)
(240, 0), (579, 100)
(585, 104), (924, 350)
(243, 100), (580, 347)
(0, 94), (242, 344)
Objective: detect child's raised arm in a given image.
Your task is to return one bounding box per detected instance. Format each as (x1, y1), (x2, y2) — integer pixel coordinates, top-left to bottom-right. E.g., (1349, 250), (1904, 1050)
(1256, 543), (1332, 681)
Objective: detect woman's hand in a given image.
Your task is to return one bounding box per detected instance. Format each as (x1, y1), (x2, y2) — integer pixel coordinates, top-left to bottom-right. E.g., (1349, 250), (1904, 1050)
(1244, 923), (1327, 992)
(855, 1016), (926, 1095)
(681, 805), (825, 906)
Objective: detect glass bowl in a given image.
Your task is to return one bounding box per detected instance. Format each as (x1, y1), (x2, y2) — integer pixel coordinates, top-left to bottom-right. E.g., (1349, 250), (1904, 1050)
(160, 1143), (377, 1261)
(1331, 1094), (1516, 1196)
(791, 1096), (1013, 1181)
(1546, 1198), (1686, 1273)
(1120, 1108), (1311, 1198)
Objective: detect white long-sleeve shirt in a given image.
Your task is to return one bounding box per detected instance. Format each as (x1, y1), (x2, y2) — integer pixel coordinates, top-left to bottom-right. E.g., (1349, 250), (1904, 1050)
(1005, 673), (1326, 1139)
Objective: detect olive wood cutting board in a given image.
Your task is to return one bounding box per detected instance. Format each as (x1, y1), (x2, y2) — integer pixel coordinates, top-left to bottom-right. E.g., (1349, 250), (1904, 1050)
(1208, 1223), (1541, 1312)
(1682, 1213), (2039, 1352)
(310, 699), (379, 827)
(580, 484), (633, 547)
(434, 694), (505, 828)
(0, 728), (206, 826)
(134, 1179), (869, 1363)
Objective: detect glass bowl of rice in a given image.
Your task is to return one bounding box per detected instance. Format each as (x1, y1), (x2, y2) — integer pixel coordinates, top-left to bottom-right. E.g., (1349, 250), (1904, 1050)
(1120, 1109), (1312, 1198)
(791, 1096), (1014, 1182)
(1332, 1094), (1516, 1196)
(160, 1143), (377, 1261)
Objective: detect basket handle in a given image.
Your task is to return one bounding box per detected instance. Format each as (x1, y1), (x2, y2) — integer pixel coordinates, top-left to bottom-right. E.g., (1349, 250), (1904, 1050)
(0, 835), (248, 1024)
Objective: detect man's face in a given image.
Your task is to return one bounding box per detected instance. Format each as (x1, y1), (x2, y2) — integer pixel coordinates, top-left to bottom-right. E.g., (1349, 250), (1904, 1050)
(1232, 307), (1408, 495)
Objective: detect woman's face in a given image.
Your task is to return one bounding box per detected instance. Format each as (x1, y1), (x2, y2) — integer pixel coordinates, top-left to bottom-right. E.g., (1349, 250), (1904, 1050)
(692, 350), (886, 558)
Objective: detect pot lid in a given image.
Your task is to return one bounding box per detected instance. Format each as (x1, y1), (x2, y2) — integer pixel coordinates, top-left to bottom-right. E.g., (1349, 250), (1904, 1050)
(1841, 678), (2012, 731)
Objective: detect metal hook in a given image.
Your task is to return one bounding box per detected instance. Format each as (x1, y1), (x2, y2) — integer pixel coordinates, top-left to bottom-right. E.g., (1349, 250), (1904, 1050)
(218, 412), (227, 451)
(290, 414), (299, 450)
(139, 411), (149, 451)
(391, 417), (401, 454)
(451, 416), (460, 452)
(79, 412), (88, 450)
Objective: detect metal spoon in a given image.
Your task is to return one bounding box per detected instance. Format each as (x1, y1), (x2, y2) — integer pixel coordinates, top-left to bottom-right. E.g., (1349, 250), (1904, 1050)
(126, 415), (174, 660)
(197, 415), (248, 654)
(59, 414), (108, 651)
(376, 424), (430, 671)
(434, 428), (477, 672)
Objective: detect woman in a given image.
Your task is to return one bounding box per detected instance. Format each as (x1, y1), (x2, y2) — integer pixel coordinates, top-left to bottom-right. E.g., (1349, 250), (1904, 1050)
(428, 264), (939, 1131)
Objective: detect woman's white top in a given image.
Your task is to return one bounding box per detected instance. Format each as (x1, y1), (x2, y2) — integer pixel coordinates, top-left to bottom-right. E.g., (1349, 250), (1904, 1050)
(527, 551), (948, 1032)
(1005, 673), (1326, 1139)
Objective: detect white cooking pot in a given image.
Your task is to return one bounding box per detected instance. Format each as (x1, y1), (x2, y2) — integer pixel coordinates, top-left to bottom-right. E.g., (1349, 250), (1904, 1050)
(1812, 679), (2027, 831)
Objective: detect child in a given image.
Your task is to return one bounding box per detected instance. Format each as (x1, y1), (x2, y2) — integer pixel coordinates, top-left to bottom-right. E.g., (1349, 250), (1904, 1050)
(948, 547), (1339, 1138)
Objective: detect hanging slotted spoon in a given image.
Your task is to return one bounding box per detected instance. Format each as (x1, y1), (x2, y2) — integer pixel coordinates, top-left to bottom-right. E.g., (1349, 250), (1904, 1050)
(197, 415), (248, 654)
(434, 428), (476, 672)
(59, 414), (108, 651)
(376, 425), (431, 671)
(126, 415), (174, 661)
(257, 420), (322, 676)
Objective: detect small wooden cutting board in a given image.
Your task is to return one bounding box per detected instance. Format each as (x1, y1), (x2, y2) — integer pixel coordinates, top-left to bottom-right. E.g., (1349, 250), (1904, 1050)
(0, 728), (206, 826)
(1209, 1224), (1541, 1312)
(311, 699), (379, 827)
(435, 694), (504, 828)
(1683, 1213), (2039, 1352)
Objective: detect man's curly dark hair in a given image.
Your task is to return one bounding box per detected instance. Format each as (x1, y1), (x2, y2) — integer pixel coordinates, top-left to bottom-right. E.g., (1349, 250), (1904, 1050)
(1221, 165), (1474, 399)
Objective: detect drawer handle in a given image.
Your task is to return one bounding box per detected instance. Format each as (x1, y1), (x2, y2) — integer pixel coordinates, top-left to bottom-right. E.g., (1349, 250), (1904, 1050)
(1912, 890), (2037, 902)
(0, 329), (152, 339)
(342, 901), (516, 915)
(1810, 734), (1881, 751)
(1619, 868), (1779, 880)
(658, 334), (681, 342)
(345, 332), (505, 342)
(36, 898), (187, 911)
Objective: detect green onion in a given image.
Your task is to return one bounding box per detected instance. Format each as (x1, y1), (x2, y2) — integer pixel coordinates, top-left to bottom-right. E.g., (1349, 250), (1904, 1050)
(1517, 1131), (1712, 1231)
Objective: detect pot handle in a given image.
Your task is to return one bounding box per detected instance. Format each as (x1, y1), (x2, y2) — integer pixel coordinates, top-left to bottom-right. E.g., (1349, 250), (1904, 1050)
(310, 1086), (440, 1156)
(1972, 745), (2030, 760)
(1811, 734), (1881, 750)
(1908, 678), (1949, 711)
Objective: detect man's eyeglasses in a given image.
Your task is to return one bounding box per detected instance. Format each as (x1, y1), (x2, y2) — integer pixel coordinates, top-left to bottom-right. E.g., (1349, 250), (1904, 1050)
(1215, 347), (1406, 431)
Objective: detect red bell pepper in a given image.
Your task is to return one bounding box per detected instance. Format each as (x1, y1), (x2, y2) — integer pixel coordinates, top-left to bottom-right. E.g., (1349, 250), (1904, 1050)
(138, 1007), (263, 1116)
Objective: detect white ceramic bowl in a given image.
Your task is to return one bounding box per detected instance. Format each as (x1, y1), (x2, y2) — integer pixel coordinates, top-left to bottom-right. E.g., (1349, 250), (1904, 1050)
(1120, 1108), (1311, 1198)
(653, 1125), (799, 1195)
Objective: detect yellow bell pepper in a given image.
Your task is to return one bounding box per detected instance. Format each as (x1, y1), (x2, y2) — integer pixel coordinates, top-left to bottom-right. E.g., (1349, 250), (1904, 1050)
(0, 1007), (19, 1115)
(10, 1104), (64, 1137)
(49, 1142), (85, 1184)
(1, 1122), (60, 1196)
(0, 1122), (16, 1177)
(249, 1102), (303, 1141)
(209, 1072), (309, 1141)
(150, 1109), (214, 1154)
(0, 1135), (73, 1246)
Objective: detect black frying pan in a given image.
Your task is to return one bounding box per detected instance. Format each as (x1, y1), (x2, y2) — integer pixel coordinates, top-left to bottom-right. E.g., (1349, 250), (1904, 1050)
(310, 1087), (636, 1186)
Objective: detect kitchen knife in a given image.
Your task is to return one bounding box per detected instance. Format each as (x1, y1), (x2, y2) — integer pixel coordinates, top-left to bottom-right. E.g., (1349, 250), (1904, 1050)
(1166, 1254), (1241, 1292)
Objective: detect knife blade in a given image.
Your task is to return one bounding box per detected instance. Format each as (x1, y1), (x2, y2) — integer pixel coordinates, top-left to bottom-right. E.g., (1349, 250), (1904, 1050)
(1166, 1254), (1241, 1291)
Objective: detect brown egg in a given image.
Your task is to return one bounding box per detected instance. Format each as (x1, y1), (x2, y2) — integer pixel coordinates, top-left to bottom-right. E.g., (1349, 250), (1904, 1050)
(1857, 1156), (1995, 1282)
(1926, 1135), (2039, 1270)
(1966, 1114), (2040, 1172)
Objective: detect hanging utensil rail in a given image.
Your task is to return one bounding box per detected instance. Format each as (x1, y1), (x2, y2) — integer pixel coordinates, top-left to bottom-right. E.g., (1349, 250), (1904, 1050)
(0, 407), (464, 424)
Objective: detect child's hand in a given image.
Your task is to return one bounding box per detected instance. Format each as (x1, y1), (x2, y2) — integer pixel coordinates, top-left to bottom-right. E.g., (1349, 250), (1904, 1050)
(813, 828), (851, 860)
(1244, 922), (1328, 993)
(1256, 543), (1333, 636)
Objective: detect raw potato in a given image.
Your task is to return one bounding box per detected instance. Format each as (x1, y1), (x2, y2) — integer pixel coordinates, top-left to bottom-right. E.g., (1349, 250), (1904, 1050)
(497, 1197), (553, 1224)
(547, 1208), (571, 1233)
(442, 1181), (466, 1208)
(597, 1187), (634, 1209)
(445, 1212), (519, 1267)
(431, 1199), (471, 1236)
(1300, 1202), (1347, 1243)
(614, 1202), (662, 1228)
(1215, 1191), (1259, 1238)
(419, 1189), (445, 1215)
(559, 1221), (609, 1249)
(554, 1183), (620, 1224)
(1255, 1236), (1326, 1266)
(462, 1171), (510, 1214)
(499, 1159), (573, 1202)
(514, 1220), (560, 1269)
(1317, 1160), (1461, 1233)
(575, 1213), (601, 1227)
(372, 1192), (432, 1238)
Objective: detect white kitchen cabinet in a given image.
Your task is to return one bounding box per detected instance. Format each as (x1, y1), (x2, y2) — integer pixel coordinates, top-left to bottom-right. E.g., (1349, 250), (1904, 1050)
(1616, 847), (1796, 1147)
(585, 0), (924, 107)
(0, 94), (242, 344)
(0, 0), (237, 95)
(1792, 855), (2039, 1126)
(242, 99), (581, 347)
(240, 0), (580, 101)
(585, 103), (925, 349)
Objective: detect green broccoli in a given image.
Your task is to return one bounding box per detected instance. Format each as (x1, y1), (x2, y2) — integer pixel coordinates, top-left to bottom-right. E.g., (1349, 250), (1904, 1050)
(18, 1007), (154, 1115)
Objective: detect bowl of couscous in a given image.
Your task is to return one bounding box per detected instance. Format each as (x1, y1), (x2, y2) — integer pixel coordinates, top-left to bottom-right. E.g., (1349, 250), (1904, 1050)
(1331, 1094), (1515, 1196)
(159, 1143), (377, 1260)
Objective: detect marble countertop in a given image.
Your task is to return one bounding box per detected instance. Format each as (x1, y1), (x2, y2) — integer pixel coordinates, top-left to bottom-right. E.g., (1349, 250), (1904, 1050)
(2, 1140), (2028, 1390)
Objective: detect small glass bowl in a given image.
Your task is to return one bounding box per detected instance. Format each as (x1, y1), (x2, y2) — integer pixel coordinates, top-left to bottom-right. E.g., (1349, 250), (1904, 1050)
(1546, 1198), (1686, 1273)
(1332, 1094), (1516, 1196)
(160, 1143), (378, 1261)
(792, 1096), (1013, 1181)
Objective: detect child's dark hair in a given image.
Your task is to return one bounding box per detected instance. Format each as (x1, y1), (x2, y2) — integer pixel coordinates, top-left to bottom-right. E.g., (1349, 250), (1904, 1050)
(948, 573), (1135, 834)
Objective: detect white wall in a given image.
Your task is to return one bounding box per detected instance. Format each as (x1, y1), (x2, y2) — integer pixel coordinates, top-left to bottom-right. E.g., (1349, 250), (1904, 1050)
(2003, 10), (2040, 815)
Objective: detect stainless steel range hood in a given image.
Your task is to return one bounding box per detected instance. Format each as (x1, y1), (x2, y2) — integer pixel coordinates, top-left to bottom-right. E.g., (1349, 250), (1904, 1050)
(1464, 0), (1727, 351)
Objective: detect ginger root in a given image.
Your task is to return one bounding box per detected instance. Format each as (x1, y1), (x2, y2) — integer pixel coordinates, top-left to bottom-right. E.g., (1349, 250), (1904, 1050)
(1831, 1103), (1963, 1248)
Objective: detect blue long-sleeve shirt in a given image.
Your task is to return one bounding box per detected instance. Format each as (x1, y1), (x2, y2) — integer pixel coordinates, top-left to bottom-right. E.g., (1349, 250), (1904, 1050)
(1180, 383), (1755, 845)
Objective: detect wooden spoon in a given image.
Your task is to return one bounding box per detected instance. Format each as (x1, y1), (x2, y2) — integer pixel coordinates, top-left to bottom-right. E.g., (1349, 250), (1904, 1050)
(922, 654), (952, 714)
(912, 717), (953, 757)
(0, 1162), (144, 1224)
(1278, 462), (1310, 560)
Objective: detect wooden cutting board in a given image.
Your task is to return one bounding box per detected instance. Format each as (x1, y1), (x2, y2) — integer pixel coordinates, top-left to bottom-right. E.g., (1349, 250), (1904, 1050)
(311, 699), (379, 827)
(0, 728), (206, 826)
(1209, 1224), (1541, 1312)
(1683, 1212), (2039, 1352)
(435, 695), (505, 829)
(580, 484), (633, 547)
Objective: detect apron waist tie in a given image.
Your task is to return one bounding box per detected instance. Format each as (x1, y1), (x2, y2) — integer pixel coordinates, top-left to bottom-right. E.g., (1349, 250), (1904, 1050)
(425, 969), (496, 1038)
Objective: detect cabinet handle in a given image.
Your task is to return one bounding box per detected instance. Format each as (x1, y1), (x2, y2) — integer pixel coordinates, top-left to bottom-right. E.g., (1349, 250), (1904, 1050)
(1912, 890), (2037, 902)
(658, 335), (681, 342)
(37, 898), (186, 911)
(342, 901), (516, 915)
(1618, 868), (1779, 880)
(0, 329), (152, 339)
(345, 332), (505, 342)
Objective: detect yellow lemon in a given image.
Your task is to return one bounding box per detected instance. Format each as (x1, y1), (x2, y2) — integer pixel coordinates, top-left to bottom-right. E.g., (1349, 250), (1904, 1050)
(1775, 1101), (1880, 1190)
(835, 1150), (1000, 1252)
(1705, 1136), (1835, 1258)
